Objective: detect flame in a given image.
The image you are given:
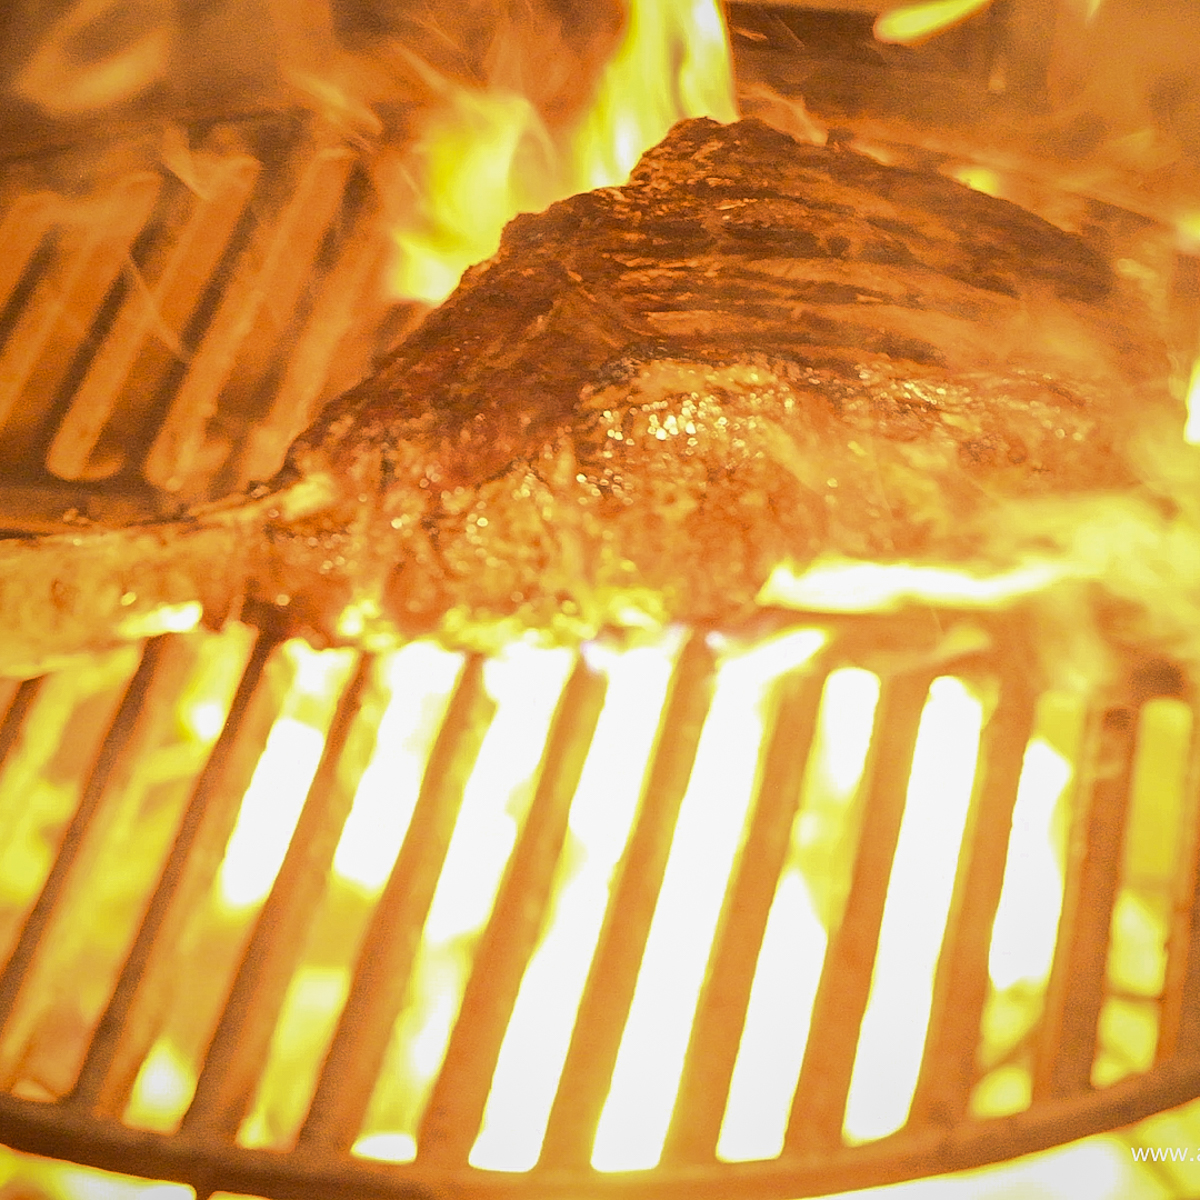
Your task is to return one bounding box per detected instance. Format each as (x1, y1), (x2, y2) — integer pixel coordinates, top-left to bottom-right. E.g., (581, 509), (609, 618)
(125, 1039), (194, 1133)
(974, 690), (1086, 1119)
(591, 628), (826, 1171)
(215, 644), (355, 912)
(386, 0), (736, 303)
(718, 667), (881, 1163)
(331, 643), (464, 893)
(874, 0), (994, 46)
(468, 637), (679, 1171)
(354, 644), (574, 1161)
(1095, 698), (1193, 1086)
(1185, 356), (1200, 444)
(844, 676), (985, 1143)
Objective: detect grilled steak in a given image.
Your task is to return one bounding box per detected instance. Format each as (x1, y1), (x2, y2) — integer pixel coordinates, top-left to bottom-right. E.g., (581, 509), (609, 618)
(0, 117), (1179, 673)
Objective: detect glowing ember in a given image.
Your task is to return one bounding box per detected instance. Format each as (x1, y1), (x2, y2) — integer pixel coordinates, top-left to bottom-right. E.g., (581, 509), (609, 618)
(844, 676), (985, 1143)
(591, 628), (825, 1171)
(386, 0), (735, 303)
(874, 0), (994, 46)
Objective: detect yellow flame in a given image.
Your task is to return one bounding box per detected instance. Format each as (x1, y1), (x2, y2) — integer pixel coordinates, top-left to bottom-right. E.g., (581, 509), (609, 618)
(591, 628), (825, 1171)
(575, 0), (738, 191)
(354, 644), (574, 1158)
(237, 967), (350, 1149)
(987, 738), (1072, 990)
(874, 0), (994, 46)
(718, 667), (880, 1162)
(387, 0), (736, 303)
(469, 639), (679, 1171)
(215, 644), (354, 912)
(1184, 356), (1200, 444)
(844, 677), (984, 1144)
(331, 643), (464, 893)
(1095, 698), (1193, 1086)
(125, 1039), (194, 1132)
(974, 691), (1086, 1120)
(759, 558), (1065, 614)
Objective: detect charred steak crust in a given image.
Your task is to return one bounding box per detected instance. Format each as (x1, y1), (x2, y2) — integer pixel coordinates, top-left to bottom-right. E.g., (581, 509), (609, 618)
(0, 117), (1178, 670)
(264, 117), (1172, 647)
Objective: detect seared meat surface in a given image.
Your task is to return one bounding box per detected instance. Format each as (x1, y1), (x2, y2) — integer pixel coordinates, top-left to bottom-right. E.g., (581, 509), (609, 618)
(0, 117), (1178, 671)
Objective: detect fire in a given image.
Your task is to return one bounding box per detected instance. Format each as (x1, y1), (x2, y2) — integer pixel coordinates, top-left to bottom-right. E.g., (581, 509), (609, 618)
(353, 644), (574, 1161)
(385, 0), (736, 303)
(468, 637), (679, 1171)
(873, 0), (994, 46)
(843, 676), (985, 1143)
(718, 668), (880, 1163)
(331, 643), (464, 893)
(1185, 356), (1200, 444)
(216, 644), (355, 911)
(590, 628), (825, 1171)
(974, 691), (1086, 1119)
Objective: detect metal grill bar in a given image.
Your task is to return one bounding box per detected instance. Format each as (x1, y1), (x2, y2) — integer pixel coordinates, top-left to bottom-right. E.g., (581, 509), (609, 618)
(537, 633), (717, 1170)
(786, 670), (933, 1152)
(143, 134), (357, 493)
(45, 152), (262, 482)
(67, 629), (280, 1115)
(0, 173), (162, 450)
(417, 656), (609, 1165)
(0, 639), (164, 1043)
(1035, 705), (1138, 1099)
(298, 654), (495, 1152)
(181, 652), (380, 1139)
(662, 661), (827, 1164)
(1160, 695), (1200, 1059)
(908, 668), (1038, 1127)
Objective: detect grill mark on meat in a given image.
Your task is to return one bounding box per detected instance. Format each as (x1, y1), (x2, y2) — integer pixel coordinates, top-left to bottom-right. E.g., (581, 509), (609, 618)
(0, 117), (1180, 673)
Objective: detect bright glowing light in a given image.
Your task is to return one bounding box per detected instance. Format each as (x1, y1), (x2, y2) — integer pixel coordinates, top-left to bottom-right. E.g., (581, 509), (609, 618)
(591, 630), (825, 1171)
(352, 1132), (417, 1163)
(355, 645), (573, 1154)
(1184, 357), (1200, 444)
(759, 558), (1065, 613)
(115, 600), (202, 639)
(717, 872), (827, 1162)
(422, 645), (574, 944)
(386, 0), (736, 303)
(216, 717), (325, 909)
(988, 737), (1073, 989)
(215, 643), (353, 910)
(575, 0), (737, 190)
(124, 1038), (195, 1132)
(469, 641), (678, 1171)
(946, 164), (1004, 199)
(844, 677), (984, 1144)
(874, 0), (994, 45)
(238, 966), (350, 1149)
(718, 667), (879, 1162)
(332, 643), (464, 893)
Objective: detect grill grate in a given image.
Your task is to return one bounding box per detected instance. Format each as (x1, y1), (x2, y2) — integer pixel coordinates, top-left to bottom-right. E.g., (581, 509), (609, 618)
(0, 615), (1198, 1199)
(0, 113), (412, 524)
(0, 83), (1199, 1200)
